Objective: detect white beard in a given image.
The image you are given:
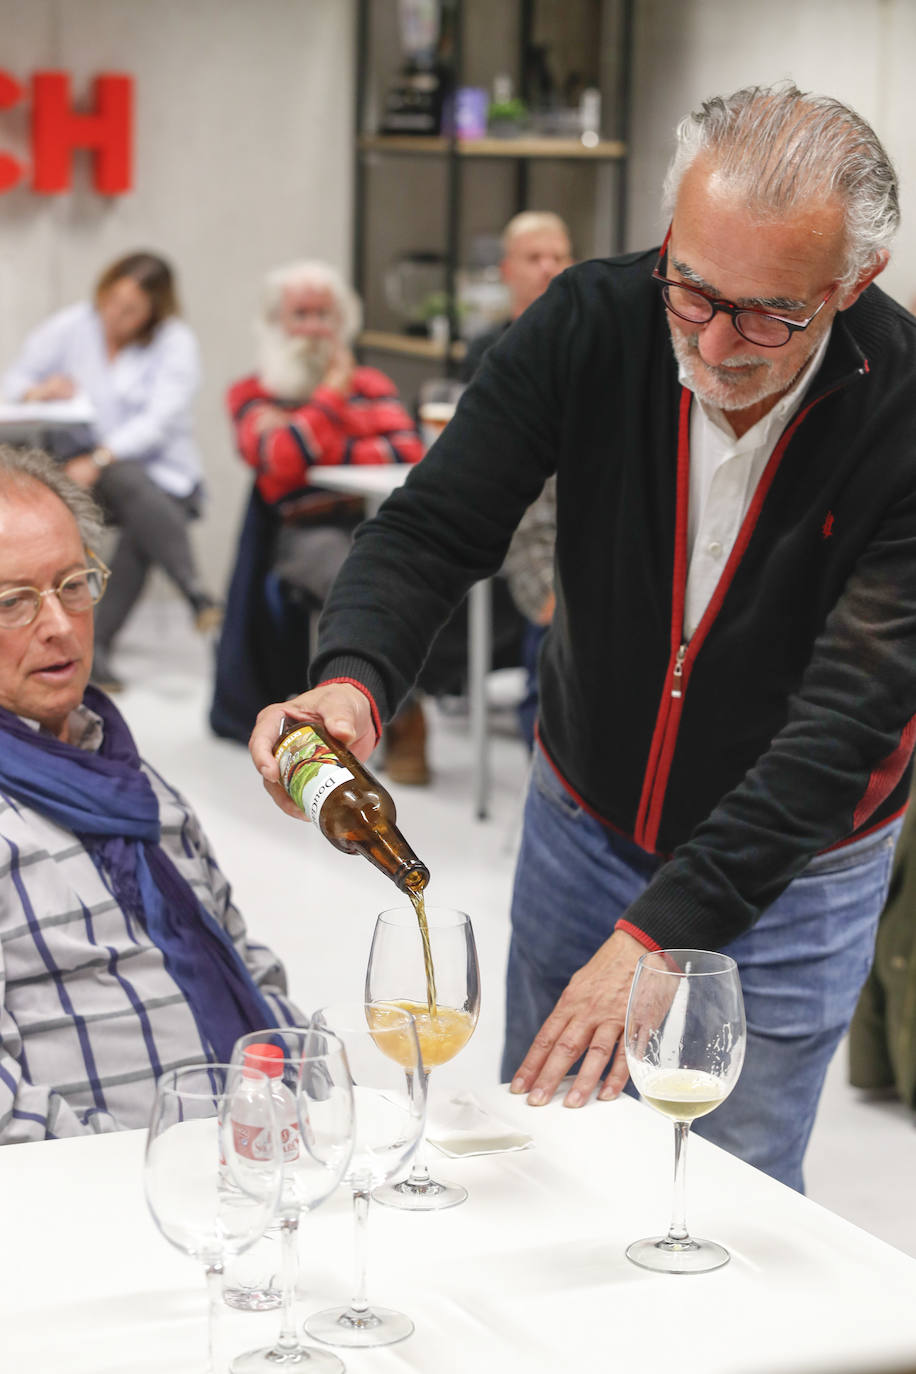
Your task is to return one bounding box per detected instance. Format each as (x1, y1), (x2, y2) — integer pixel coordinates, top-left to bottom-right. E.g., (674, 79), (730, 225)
(668, 327), (781, 412)
(256, 321), (334, 402)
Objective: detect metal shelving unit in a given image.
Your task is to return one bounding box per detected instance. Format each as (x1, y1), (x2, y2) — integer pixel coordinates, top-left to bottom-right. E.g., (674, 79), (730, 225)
(353, 0), (634, 376)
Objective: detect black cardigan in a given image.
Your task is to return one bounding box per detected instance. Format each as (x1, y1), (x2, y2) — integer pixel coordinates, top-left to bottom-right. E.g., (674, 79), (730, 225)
(312, 249), (916, 951)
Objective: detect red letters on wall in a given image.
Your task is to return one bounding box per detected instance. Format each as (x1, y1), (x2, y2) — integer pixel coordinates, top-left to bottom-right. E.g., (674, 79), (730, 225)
(0, 70), (134, 194)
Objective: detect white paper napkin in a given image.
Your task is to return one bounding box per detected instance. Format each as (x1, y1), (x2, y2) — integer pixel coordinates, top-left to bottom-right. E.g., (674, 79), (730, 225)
(426, 1091), (534, 1158)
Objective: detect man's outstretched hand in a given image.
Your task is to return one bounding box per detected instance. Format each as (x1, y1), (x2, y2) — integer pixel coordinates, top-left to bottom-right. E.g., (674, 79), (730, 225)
(508, 928), (647, 1108)
(248, 682), (376, 820)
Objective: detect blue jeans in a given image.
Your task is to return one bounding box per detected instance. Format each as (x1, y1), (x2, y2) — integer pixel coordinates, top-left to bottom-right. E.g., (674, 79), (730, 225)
(502, 745), (901, 1191)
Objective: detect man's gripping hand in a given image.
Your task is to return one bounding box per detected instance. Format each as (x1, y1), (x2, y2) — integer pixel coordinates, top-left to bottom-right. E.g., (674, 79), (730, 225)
(248, 682), (377, 820)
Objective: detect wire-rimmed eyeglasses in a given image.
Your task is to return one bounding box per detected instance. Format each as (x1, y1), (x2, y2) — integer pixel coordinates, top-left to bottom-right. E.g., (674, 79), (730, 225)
(653, 227), (836, 348)
(0, 551), (111, 629)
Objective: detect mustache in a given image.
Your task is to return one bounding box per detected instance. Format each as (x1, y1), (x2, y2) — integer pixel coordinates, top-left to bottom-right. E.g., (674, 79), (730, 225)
(676, 333), (770, 378)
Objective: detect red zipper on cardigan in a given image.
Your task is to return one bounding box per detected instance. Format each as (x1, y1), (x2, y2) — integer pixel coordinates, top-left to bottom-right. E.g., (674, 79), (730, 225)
(633, 382), (845, 853)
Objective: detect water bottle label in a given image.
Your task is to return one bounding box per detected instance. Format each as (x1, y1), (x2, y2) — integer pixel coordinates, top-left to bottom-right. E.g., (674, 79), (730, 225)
(281, 1122), (300, 1162)
(232, 1120), (275, 1161)
(275, 726), (353, 825)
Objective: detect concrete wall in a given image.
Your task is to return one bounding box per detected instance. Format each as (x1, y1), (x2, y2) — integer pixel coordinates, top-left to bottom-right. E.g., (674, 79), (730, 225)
(0, 0), (355, 590)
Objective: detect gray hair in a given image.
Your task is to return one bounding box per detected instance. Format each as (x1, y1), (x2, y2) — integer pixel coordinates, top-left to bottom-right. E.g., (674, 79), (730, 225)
(663, 82), (900, 288)
(0, 444), (104, 549)
(260, 260), (363, 344)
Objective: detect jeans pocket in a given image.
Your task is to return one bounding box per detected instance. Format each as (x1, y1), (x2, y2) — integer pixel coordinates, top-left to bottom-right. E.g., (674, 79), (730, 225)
(531, 746), (583, 824)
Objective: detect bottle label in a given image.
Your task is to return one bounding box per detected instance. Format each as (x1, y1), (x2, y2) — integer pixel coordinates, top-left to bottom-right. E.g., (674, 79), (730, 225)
(232, 1120), (276, 1161)
(274, 725), (353, 825)
(281, 1121), (300, 1163)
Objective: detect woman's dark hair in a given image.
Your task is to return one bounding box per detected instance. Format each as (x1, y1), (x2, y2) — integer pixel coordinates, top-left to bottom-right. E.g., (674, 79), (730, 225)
(93, 251), (181, 345)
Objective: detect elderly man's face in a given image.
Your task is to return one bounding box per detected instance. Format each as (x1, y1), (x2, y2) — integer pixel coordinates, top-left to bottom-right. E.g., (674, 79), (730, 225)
(0, 485), (93, 742)
(278, 282), (341, 341)
(665, 155), (849, 428)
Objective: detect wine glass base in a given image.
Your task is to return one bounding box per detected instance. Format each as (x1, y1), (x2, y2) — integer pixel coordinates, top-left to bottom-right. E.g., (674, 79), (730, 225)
(230, 1343), (345, 1372)
(305, 1304), (414, 1349)
(222, 1286), (283, 1312)
(626, 1235), (731, 1274)
(373, 1176), (468, 1211)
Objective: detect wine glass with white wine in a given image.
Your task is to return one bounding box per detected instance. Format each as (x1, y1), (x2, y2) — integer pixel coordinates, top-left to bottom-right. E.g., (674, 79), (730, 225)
(624, 949), (746, 1274)
(366, 905), (480, 1210)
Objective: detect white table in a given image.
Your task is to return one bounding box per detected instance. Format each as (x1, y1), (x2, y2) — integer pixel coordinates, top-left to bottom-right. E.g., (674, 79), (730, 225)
(0, 396), (95, 444)
(312, 464), (494, 820)
(4, 1085), (916, 1374)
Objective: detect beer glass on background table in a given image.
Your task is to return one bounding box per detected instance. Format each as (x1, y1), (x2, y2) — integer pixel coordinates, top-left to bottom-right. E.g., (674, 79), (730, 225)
(417, 378), (464, 451)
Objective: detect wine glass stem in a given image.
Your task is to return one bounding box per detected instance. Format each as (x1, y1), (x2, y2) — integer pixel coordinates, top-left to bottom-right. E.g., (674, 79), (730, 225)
(667, 1120), (691, 1243)
(350, 1188), (372, 1317)
(274, 1215), (301, 1353)
(407, 1072), (432, 1185)
(204, 1262), (224, 1374)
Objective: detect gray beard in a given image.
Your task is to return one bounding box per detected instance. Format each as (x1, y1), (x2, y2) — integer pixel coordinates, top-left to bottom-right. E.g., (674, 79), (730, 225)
(256, 322), (334, 402)
(668, 327), (781, 413)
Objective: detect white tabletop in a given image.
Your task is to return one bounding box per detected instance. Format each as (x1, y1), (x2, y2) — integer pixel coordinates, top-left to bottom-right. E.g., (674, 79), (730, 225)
(0, 396), (95, 427)
(2, 1084), (914, 1374)
(312, 464), (411, 503)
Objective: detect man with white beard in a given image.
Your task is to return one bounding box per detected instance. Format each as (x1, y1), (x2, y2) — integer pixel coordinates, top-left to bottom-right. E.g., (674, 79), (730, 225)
(212, 262), (428, 781)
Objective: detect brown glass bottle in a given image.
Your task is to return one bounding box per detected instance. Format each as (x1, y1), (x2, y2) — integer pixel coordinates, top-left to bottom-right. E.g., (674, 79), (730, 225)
(273, 718), (429, 893)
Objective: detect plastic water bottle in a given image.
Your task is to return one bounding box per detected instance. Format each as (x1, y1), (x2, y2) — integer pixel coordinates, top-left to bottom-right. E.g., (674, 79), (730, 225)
(223, 1043), (300, 1311)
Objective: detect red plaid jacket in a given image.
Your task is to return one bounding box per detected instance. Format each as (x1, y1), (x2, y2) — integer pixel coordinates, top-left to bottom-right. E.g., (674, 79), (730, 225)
(227, 367), (423, 506)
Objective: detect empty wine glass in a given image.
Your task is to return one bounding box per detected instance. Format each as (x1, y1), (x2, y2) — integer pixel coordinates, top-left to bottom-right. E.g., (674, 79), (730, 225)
(228, 1029), (355, 1374)
(305, 1000), (427, 1348)
(624, 949), (746, 1274)
(367, 905), (480, 1209)
(144, 1063), (283, 1374)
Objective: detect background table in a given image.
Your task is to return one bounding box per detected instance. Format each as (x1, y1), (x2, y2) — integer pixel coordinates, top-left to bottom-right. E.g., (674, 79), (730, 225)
(3, 1084), (915, 1374)
(0, 396), (95, 445)
(310, 463), (495, 820)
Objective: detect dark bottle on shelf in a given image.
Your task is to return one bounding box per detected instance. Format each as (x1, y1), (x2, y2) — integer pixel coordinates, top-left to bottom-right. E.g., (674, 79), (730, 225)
(273, 718), (429, 894)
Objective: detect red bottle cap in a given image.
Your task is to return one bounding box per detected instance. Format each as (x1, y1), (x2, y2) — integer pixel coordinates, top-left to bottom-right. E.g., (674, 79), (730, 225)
(242, 1042), (284, 1078)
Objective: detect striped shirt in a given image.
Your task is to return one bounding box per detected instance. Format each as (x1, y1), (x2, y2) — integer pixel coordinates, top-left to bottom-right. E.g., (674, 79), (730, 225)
(0, 707), (303, 1145)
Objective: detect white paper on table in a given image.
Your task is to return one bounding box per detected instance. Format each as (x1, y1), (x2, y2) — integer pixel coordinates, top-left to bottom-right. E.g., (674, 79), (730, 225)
(426, 1091), (533, 1158)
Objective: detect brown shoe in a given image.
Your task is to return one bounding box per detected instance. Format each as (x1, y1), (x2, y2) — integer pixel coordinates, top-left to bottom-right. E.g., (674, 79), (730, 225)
(384, 699), (430, 786)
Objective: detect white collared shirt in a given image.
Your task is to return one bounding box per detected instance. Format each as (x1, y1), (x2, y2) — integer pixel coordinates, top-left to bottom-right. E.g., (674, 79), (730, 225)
(682, 331), (830, 639)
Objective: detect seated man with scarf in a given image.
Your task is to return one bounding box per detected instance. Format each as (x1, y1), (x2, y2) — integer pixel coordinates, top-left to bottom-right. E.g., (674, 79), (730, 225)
(0, 445), (301, 1145)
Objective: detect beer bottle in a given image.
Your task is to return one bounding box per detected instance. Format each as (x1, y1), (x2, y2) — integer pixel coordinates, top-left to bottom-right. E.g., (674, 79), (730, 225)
(273, 718), (430, 893)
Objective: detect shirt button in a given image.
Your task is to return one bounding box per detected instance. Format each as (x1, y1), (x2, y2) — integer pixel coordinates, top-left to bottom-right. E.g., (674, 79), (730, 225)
(707, 540), (723, 557)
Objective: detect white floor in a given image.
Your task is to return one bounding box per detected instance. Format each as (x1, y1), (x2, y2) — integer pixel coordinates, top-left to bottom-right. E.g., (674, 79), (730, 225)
(111, 595), (916, 1258)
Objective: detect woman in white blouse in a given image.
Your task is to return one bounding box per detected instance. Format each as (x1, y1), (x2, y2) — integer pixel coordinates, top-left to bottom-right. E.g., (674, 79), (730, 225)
(2, 251), (220, 690)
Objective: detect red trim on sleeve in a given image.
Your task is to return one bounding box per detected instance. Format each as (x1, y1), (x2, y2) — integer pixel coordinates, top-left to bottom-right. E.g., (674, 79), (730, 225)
(614, 919), (662, 953)
(319, 677), (383, 745)
(852, 712), (916, 831)
(822, 800), (908, 854)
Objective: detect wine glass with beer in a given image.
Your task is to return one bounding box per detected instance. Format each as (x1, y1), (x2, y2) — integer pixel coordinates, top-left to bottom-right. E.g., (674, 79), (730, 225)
(366, 905), (480, 1210)
(624, 949), (746, 1274)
